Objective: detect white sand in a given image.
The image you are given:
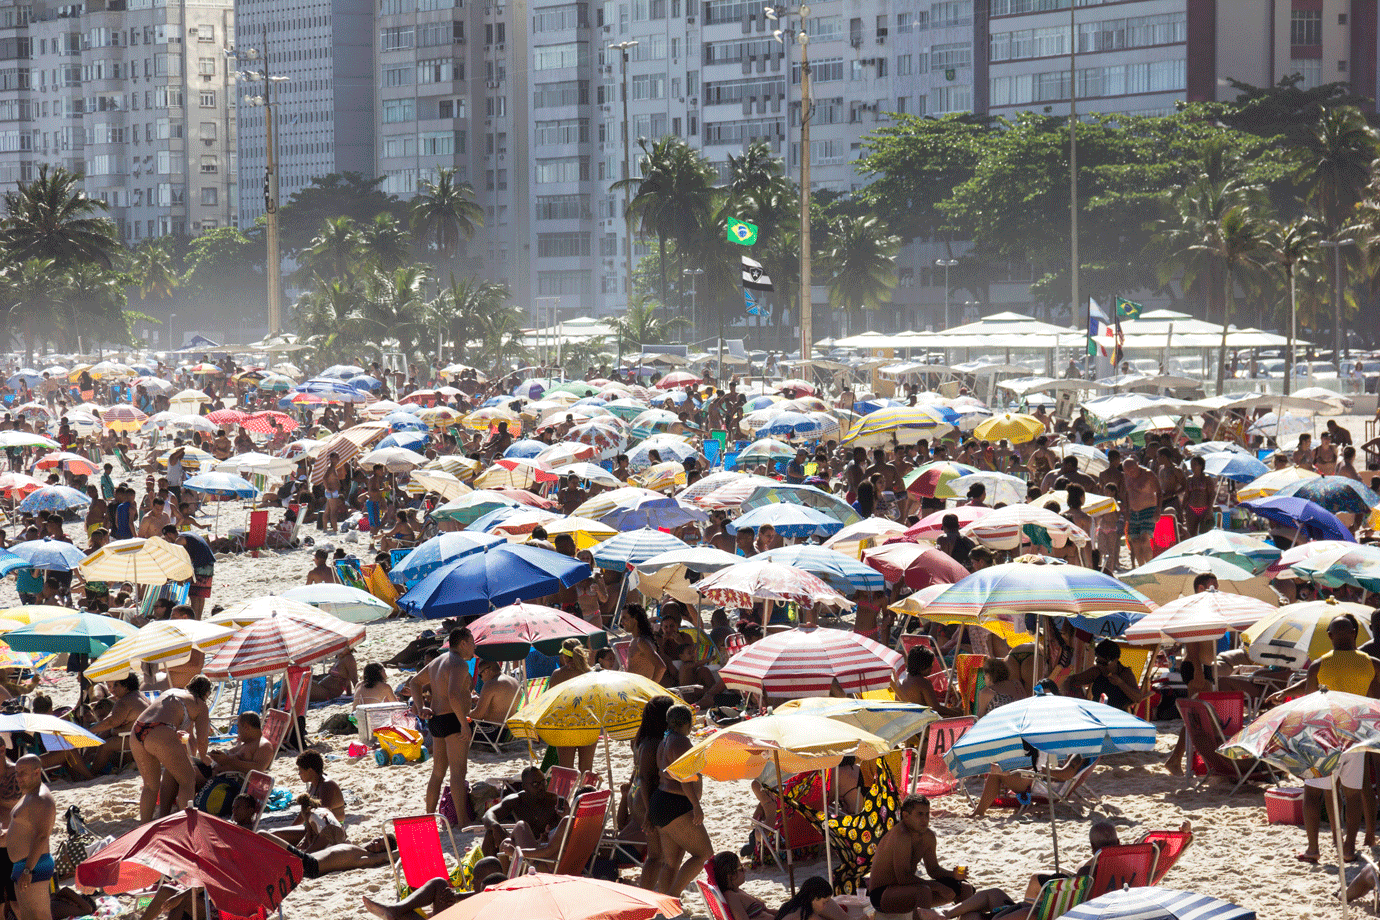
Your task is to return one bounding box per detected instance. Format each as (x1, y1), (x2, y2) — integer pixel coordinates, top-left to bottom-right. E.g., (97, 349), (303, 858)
(4, 435), (1378, 919)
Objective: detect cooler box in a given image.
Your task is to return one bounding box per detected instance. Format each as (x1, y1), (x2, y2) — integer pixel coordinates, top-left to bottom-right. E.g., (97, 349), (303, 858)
(356, 702), (411, 742)
(1265, 786), (1304, 825)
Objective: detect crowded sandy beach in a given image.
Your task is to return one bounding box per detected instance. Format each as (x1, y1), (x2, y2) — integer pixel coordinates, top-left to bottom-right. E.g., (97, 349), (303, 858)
(1, 356), (1378, 920)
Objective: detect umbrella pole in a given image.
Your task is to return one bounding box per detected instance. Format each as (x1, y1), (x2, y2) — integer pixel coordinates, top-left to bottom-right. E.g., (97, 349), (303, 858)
(775, 750), (794, 896)
(1045, 758), (1061, 874)
(824, 767), (834, 885)
(602, 730), (616, 794)
(1334, 773), (1350, 920)
(284, 669), (305, 751)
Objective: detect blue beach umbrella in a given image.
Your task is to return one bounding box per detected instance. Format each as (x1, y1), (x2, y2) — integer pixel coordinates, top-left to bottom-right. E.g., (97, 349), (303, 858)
(589, 528), (689, 571)
(1238, 496), (1355, 543)
(392, 531), (506, 586)
(182, 472), (261, 499)
(7, 539), (88, 571)
(398, 544), (591, 619)
(1059, 887), (1255, 920)
(17, 486), (90, 514)
(377, 430), (429, 451)
(503, 439), (548, 460)
(755, 545), (886, 594)
(727, 504), (844, 540)
(1201, 451), (1268, 483)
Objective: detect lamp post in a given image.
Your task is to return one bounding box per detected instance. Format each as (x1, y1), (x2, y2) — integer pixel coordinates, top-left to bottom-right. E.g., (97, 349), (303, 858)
(233, 29), (288, 337)
(1068, 0), (1080, 334)
(683, 267), (704, 340)
(610, 39), (638, 365)
(936, 258), (957, 329)
(168, 313), (176, 352)
(1320, 238), (1354, 374)
(766, 3), (813, 360)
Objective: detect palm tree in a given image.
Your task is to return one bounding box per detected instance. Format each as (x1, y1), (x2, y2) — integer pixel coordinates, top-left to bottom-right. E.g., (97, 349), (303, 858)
(295, 216), (361, 286)
(820, 216), (900, 335)
(128, 242), (181, 309)
(1264, 217), (1323, 392)
(1295, 106), (1378, 233)
(436, 274), (510, 363)
(362, 265), (430, 360)
(1197, 205), (1271, 393)
(295, 279), (364, 357)
(410, 168), (483, 269)
(63, 262), (128, 352)
(357, 213), (412, 273)
(615, 137), (717, 310)
(1, 257), (63, 362)
(1, 165), (122, 270)
(606, 296), (688, 350)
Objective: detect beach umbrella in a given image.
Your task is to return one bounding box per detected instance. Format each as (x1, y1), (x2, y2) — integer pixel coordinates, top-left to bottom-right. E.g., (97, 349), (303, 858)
(462, 406), (521, 431)
(923, 563), (1156, 622)
(240, 410), (299, 434)
(534, 516), (619, 550)
(534, 442), (597, 468)
(1274, 475), (1380, 516)
(735, 437), (795, 468)
(860, 542), (969, 590)
(1268, 539), (1377, 579)
(475, 457), (561, 490)
(7, 538), (88, 572)
(398, 544), (591, 620)
(1248, 411), (1311, 441)
(736, 484), (860, 530)
(1287, 544), (1380, 590)
(0, 605), (72, 625)
(0, 713), (101, 751)
(756, 545), (886, 594)
(1237, 466), (1321, 502)
(573, 487), (707, 531)
(182, 472), (259, 499)
(655, 371), (699, 390)
(169, 388), (212, 405)
(1031, 489), (1118, 518)
(904, 461), (981, 498)
(563, 420), (627, 460)
(407, 469), (469, 501)
(943, 694), (1156, 870)
(0, 473), (47, 500)
(589, 528), (689, 571)
(937, 470), (1028, 506)
(1051, 443), (1109, 476)
(1058, 887), (1255, 920)
(277, 585), (393, 624)
(633, 546), (742, 603)
(216, 452), (295, 479)
(77, 808), (303, 919)
(77, 537), (193, 585)
(693, 476), (806, 510)
(320, 364), (367, 379)
(88, 360), (136, 379)
(391, 531), (506, 586)
(204, 408), (247, 426)
(728, 503), (843, 539)
(434, 872), (680, 920)
(627, 460), (685, 492)
(511, 378), (549, 400)
(756, 411), (833, 442)
(501, 438), (547, 460)
(666, 713), (896, 782)
(626, 435), (700, 471)
(5, 371), (42, 388)
(432, 489), (524, 526)
(101, 404), (148, 433)
(1238, 496), (1355, 543)
(424, 455), (481, 481)
(356, 446), (428, 473)
(0, 431), (59, 450)
(1, 613), (138, 656)
(696, 561), (852, 612)
(1120, 555), (1278, 606)
(893, 507), (993, 543)
(203, 609), (365, 680)
(84, 620), (236, 681)
(17, 485), (89, 514)
(1241, 598), (1373, 668)
(468, 603), (604, 661)
(889, 588), (1036, 647)
(973, 412), (1045, 444)
(1156, 532), (1281, 576)
(508, 670), (681, 747)
(842, 406), (952, 447)
(383, 412), (429, 433)
(821, 516), (909, 555)
(479, 507), (561, 537)
(773, 697), (939, 749)
(1201, 451), (1269, 483)
(1123, 590), (1277, 646)
(1222, 689), (1380, 784)
(960, 505), (1090, 552)
(720, 625), (902, 698)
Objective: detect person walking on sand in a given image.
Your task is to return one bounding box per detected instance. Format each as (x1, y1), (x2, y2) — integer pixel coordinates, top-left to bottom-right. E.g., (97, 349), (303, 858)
(648, 704), (712, 896)
(7, 755), (55, 920)
(129, 676), (213, 822)
(409, 627), (474, 816)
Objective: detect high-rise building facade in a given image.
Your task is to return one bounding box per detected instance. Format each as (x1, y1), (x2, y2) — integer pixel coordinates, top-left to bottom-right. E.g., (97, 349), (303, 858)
(0, 0), (237, 242)
(234, 0), (374, 226)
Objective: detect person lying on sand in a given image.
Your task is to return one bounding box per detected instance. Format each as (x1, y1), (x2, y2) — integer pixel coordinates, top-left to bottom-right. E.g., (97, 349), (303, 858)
(229, 795), (390, 878)
(362, 859), (505, 920)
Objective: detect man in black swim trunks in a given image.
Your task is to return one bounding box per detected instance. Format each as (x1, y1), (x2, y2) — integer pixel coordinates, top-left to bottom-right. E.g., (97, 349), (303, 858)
(409, 627), (475, 816)
(479, 766), (564, 857)
(867, 795), (974, 918)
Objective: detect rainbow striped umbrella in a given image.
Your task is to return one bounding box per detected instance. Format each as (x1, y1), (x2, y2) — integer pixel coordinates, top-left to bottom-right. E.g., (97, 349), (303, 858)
(904, 461), (981, 498)
(719, 625), (901, 699)
(203, 609), (364, 680)
(842, 406), (952, 447)
(960, 505), (1091, 552)
(923, 563), (1156, 623)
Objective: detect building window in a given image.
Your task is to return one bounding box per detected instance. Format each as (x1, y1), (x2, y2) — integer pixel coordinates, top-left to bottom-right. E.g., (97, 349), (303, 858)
(198, 56), (215, 75)
(200, 186), (217, 204)
(200, 155), (217, 173)
(199, 91), (215, 107)
(1291, 9), (1322, 46)
(1291, 58), (1322, 90)
(198, 25), (213, 42)
(382, 98), (416, 122)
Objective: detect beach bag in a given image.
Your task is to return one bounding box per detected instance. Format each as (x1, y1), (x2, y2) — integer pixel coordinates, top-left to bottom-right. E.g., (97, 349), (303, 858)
(375, 725), (425, 764)
(194, 773), (245, 817)
(53, 806), (99, 880)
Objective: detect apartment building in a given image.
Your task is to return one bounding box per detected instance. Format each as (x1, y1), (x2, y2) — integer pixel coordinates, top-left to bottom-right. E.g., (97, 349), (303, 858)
(0, 0), (237, 242)
(234, 0), (373, 226)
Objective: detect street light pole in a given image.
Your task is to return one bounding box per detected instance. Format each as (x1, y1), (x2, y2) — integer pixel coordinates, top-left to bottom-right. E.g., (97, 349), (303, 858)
(611, 40), (638, 365)
(936, 258), (957, 329)
(1320, 238), (1354, 374)
(1068, 1), (1079, 331)
(768, 4), (812, 359)
(234, 30), (288, 337)
(683, 268), (704, 340)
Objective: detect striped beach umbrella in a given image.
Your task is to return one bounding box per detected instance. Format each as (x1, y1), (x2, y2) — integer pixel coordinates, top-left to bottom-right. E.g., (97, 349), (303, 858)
(719, 625), (901, 699)
(728, 503), (843, 540)
(629, 460), (686, 492)
(392, 531), (506, 586)
(1152, 531), (1281, 577)
(84, 620), (236, 680)
(573, 487), (707, 531)
(203, 610), (365, 680)
(78, 537), (193, 586)
(589, 528), (688, 571)
(1241, 598), (1373, 668)
(923, 563), (1156, 622)
(102, 404), (148, 433)
(960, 505), (1091, 551)
(755, 545), (886, 594)
(697, 561), (852, 613)
(1123, 589), (1276, 646)
(1058, 886), (1254, 920)
(0, 473), (46, 500)
(842, 405), (952, 448)
(1120, 555), (1274, 605)
(904, 460), (981, 498)
(469, 603), (604, 661)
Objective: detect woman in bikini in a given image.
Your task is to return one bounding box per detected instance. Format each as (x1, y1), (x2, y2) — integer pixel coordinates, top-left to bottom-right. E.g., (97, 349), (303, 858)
(649, 704), (712, 895)
(975, 659), (1028, 719)
(621, 604), (665, 683)
(311, 648), (358, 702)
(710, 851), (770, 920)
(351, 662), (397, 711)
(1182, 456), (1215, 539)
(130, 675), (214, 822)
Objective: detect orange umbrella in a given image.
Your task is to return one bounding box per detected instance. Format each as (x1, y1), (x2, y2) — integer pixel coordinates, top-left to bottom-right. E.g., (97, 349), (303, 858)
(433, 873), (680, 920)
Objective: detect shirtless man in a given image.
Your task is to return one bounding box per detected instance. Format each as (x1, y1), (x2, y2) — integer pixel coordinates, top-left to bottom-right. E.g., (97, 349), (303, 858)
(7, 756), (55, 920)
(480, 765), (563, 856)
(207, 711), (276, 775)
(306, 549), (335, 585)
(366, 465), (387, 531)
(1121, 454), (1160, 568)
(81, 675), (145, 776)
(470, 660), (519, 744)
(868, 795), (974, 919)
(322, 452), (347, 533)
(1182, 456), (1215, 538)
(1026, 436), (1057, 483)
(409, 627), (474, 815)
(137, 499), (170, 539)
(550, 533), (582, 615)
(83, 487), (106, 539)
(845, 448), (868, 497)
(1154, 446), (1187, 526)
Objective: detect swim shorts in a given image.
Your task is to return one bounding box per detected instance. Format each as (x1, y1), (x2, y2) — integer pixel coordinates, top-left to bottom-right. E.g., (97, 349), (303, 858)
(1127, 505), (1158, 537)
(429, 712), (465, 738)
(11, 853), (53, 883)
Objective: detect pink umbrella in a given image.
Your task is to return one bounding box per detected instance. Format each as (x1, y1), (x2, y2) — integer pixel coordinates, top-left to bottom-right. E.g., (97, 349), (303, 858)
(469, 603), (604, 661)
(1265, 539), (1359, 578)
(32, 451), (99, 476)
(774, 378), (817, 397)
(861, 542), (969, 590)
(206, 408), (248, 426)
(895, 505), (993, 542)
(242, 411), (300, 435)
(1123, 590), (1276, 645)
(655, 371), (700, 390)
(696, 560), (851, 610)
(719, 625), (903, 698)
(0, 472), (44, 499)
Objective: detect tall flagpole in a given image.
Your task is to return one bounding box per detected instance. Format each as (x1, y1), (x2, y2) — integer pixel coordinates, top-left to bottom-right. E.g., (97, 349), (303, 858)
(1069, 2), (1079, 340)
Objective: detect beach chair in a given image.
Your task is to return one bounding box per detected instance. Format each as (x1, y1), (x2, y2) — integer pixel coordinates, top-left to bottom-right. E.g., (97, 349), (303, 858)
(243, 770), (274, 830)
(244, 509), (269, 550)
(1086, 842), (1159, 898)
(579, 771), (603, 792)
(1189, 691), (1247, 776)
(954, 654), (987, 714)
(516, 789), (611, 877)
(1176, 698), (1276, 792)
(260, 708), (292, 761)
(723, 631), (747, 658)
(908, 716), (975, 801)
(1028, 874), (1093, 920)
(825, 760), (901, 894)
(546, 765), (581, 801)
(1139, 827), (1193, 884)
(697, 879), (734, 920)
(385, 814), (460, 894)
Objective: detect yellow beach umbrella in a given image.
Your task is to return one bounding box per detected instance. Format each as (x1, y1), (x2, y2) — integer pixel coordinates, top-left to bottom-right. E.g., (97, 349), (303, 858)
(85, 620), (235, 681)
(889, 590), (1036, 647)
(773, 698), (938, 749)
(1242, 598), (1373, 668)
(0, 606), (78, 625)
(78, 538), (193, 586)
(664, 712), (894, 782)
(507, 671), (681, 747)
(407, 470), (472, 501)
(973, 412), (1045, 445)
(524, 516), (618, 550)
(1238, 466), (1323, 502)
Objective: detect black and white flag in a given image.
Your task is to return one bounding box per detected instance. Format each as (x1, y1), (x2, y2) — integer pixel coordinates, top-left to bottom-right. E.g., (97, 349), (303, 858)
(741, 255), (774, 291)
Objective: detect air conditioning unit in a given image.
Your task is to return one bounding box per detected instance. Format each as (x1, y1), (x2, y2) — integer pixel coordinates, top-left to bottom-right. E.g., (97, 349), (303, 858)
(689, 96), (697, 106)
(496, 42), (505, 50)
(686, 15), (695, 23)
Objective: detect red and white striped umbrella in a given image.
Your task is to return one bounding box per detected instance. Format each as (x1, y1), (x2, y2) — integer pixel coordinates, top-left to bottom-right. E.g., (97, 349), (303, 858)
(309, 424), (387, 484)
(720, 625), (903, 698)
(1123, 589), (1276, 646)
(695, 560), (851, 611)
(202, 609), (364, 680)
(242, 411), (300, 435)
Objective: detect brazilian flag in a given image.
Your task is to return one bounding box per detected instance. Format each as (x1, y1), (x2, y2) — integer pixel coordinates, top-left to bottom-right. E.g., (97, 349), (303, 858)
(726, 218), (759, 246)
(1115, 297), (1143, 320)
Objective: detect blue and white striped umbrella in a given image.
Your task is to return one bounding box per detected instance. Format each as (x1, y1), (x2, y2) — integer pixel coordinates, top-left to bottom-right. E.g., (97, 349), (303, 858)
(945, 695), (1156, 779)
(182, 472), (261, 499)
(756, 545), (886, 594)
(294, 378), (369, 403)
(383, 411), (428, 431)
(347, 374), (383, 391)
(0, 550), (25, 578)
(393, 531), (506, 586)
(1201, 451), (1269, 484)
(728, 503), (844, 540)
(590, 528), (689, 571)
(757, 411), (831, 442)
(7, 538), (88, 571)
(1059, 886), (1254, 920)
(16, 485), (90, 514)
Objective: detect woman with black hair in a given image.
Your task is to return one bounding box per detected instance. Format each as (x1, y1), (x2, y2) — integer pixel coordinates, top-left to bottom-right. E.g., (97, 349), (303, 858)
(621, 603), (665, 683)
(649, 704), (713, 895)
(631, 695), (675, 889)
(773, 876), (846, 920)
